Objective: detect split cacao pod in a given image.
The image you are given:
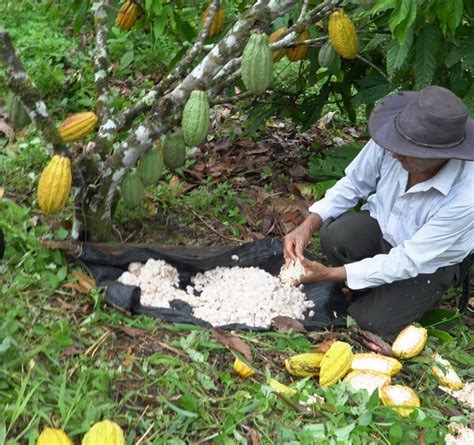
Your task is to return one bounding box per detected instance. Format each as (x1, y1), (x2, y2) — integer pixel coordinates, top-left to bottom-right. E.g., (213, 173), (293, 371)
(182, 90), (210, 146)
(37, 428), (73, 445)
(241, 33), (273, 95)
(284, 352), (324, 377)
(82, 420), (126, 445)
(233, 357), (255, 378)
(7, 94), (31, 129)
(319, 341), (353, 387)
(138, 148), (164, 186)
(121, 171), (144, 207)
(318, 40), (338, 69)
(345, 370), (391, 395)
(116, 1), (139, 30)
(37, 155), (72, 215)
(391, 325), (427, 359)
(268, 379), (296, 396)
(328, 9), (358, 60)
(431, 354), (463, 390)
(58, 112), (98, 142)
(286, 31), (310, 62)
(351, 353), (402, 377)
(201, 4), (225, 38)
(380, 385), (420, 416)
(268, 27), (287, 61)
(162, 130), (186, 170)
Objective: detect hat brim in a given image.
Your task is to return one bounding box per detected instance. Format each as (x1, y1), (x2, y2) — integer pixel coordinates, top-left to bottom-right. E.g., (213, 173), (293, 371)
(369, 91), (474, 161)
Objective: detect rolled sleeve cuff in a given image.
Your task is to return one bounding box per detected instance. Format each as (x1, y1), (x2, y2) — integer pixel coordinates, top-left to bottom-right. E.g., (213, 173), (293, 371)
(344, 262), (370, 290)
(308, 200), (335, 223)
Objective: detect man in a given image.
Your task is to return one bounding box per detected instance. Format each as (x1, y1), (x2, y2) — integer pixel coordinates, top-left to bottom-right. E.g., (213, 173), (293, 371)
(283, 85), (473, 339)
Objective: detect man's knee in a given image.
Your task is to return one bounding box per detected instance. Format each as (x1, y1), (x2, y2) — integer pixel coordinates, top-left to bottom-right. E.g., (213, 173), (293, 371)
(347, 302), (401, 340)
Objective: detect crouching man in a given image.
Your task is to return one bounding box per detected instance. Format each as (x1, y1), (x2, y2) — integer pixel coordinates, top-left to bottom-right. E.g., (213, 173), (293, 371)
(284, 86), (473, 339)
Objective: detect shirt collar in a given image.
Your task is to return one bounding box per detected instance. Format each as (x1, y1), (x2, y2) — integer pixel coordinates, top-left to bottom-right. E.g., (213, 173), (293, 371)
(415, 159), (463, 196)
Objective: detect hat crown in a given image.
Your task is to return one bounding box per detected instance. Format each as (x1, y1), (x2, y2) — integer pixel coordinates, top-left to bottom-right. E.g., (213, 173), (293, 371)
(396, 86), (468, 148)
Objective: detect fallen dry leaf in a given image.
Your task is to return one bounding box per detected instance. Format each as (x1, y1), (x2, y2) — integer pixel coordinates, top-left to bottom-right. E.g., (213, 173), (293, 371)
(211, 328), (252, 361)
(117, 325), (146, 338)
(271, 316), (307, 334)
(62, 346), (83, 357)
(71, 270), (96, 292)
(312, 337), (338, 353)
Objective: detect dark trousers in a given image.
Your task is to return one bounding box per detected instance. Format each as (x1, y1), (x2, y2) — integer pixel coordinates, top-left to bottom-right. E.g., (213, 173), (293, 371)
(320, 211), (459, 339)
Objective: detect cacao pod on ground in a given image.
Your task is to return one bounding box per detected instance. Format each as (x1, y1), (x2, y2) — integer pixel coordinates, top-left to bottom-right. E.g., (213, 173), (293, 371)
(431, 354), (463, 390)
(345, 370), (391, 395)
(380, 385), (420, 416)
(138, 147), (164, 186)
(182, 90), (210, 146)
(286, 31), (310, 62)
(162, 130), (186, 170)
(82, 420), (126, 445)
(241, 33), (273, 95)
(121, 171), (144, 207)
(328, 9), (358, 59)
(269, 27), (287, 61)
(268, 379), (297, 396)
(116, 1), (139, 30)
(37, 155), (72, 215)
(233, 358), (255, 378)
(391, 325), (427, 359)
(201, 4), (225, 37)
(319, 341), (353, 387)
(6, 94), (31, 129)
(37, 428), (73, 445)
(58, 112), (98, 142)
(351, 353), (402, 377)
(285, 352), (324, 377)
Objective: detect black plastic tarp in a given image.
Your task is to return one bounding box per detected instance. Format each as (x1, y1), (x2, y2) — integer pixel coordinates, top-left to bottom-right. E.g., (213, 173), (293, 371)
(80, 238), (348, 331)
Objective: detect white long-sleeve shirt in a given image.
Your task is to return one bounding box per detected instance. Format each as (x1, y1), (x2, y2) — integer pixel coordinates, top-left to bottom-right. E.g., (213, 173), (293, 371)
(308, 139), (474, 290)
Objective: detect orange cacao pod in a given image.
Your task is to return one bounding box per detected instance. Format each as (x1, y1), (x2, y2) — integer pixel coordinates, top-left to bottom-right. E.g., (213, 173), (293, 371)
(116, 1), (139, 30)
(269, 27), (287, 61)
(201, 4), (225, 37)
(286, 31), (310, 62)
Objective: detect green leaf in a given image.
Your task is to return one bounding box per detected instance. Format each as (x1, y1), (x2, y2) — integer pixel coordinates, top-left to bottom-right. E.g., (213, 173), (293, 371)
(447, 0), (464, 35)
(419, 308), (460, 327)
(386, 28), (413, 76)
(427, 328), (454, 343)
(389, 0), (412, 34)
(371, 0), (396, 15)
(463, 85), (474, 117)
(414, 24), (440, 89)
(394, 0), (417, 43)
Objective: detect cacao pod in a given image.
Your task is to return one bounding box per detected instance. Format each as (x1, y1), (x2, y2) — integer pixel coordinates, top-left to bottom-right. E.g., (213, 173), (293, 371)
(391, 325), (427, 359)
(233, 357), (255, 378)
(284, 352), (324, 377)
(116, 1), (139, 30)
(241, 33), (273, 95)
(121, 171), (144, 207)
(201, 4), (225, 38)
(269, 27), (287, 61)
(345, 370), (391, 395)
(182, 90), (210, 146)
(380, 385), (420, 416)
(319, 341), (353, 388)
(162, 130), (186, 170)
(37, 155), (72, 215)
(138, 148), (164, 186)
(328, 9), (358, 60)
(318, 40), (338, 69)
(37, 428), (73, 445)
(268, 378), (297, 396)
(431, 354), (463, 391)
(286, 31), (310, 62)
(351, 353), (402, 377)
(58, 112), (98, 142)
(6, 94), (31, 129)
(82, 420), (126, 445)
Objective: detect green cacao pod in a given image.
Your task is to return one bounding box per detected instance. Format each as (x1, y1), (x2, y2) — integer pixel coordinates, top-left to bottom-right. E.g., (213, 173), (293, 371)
(328, 9), (358, 60)
(241, 33), (273, 95)
(121, 171), (144, 207)
(37, 155), (72, 215)
(116, 1), (139, 30)
(201, 4), (225, 37)
(58, 112), (98, 142)
(82, 420), (126, 445)
(7, 94), (31, 129)
(37, 428), (73, 445)
(138, 148), (164, 186)
(268, 28), (287, 62)
(318, 40), (338, 69)
(286, 31), (310, 62)
(319, 341), (353, 387)
(162, 130), (186, 170)
(182, 90), (210, 146)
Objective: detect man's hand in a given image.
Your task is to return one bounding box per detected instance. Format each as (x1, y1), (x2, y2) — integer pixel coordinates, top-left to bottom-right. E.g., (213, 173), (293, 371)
(296, 257), (347, 285)
(283, 213), (322, 266)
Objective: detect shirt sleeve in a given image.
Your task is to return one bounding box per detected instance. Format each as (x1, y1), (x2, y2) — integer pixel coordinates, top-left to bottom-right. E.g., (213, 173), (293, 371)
(344, 194), (474, 289)
(308, 139), (384, 222)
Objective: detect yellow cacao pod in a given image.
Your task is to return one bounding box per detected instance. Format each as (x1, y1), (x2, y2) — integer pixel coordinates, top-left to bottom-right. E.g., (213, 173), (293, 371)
(116, 1), (139, 30)
(37, 155), (72, 215)
(351, 353), (402, 377)
(268, 379), (297, 396)
(82, 420), (126, 445)
(380, 385), (420, 416)
(201, 4), (225, 38)
(391, 325), (428, 359)
(328, 9), (358, 59)
(37, 428), (73, 445)
(269, 27), (287, 61)
(431, 354), (463, 391)
(284, 352), (323, 377)
(286, 31), (310, 62)
(345, 370), (391, 395)
(319, 341), (353, 388)
(233, 358), (255, 378)
(58, 112), (98, 142)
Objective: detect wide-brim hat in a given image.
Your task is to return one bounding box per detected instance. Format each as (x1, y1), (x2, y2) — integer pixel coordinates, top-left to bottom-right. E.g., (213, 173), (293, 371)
(368, 85), (474, 160)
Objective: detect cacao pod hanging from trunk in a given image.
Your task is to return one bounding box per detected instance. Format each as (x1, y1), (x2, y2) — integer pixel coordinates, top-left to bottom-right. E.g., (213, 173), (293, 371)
(241, 33), (274, 95)
(116, 1), (139, 31)
(58, 112), (98, 142)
